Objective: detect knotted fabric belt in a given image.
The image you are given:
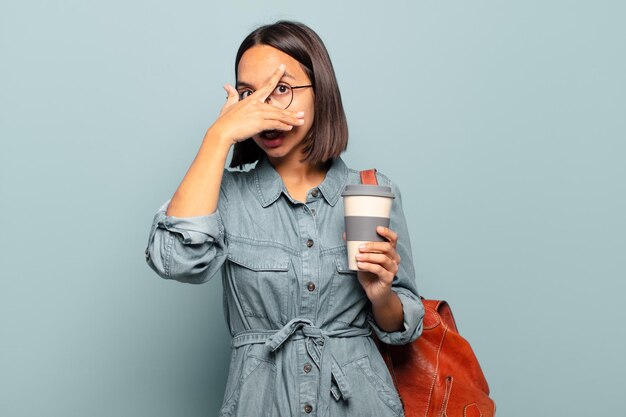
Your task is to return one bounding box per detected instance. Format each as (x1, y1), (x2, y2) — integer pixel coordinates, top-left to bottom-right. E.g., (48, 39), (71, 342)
(232, 318), (372, 417)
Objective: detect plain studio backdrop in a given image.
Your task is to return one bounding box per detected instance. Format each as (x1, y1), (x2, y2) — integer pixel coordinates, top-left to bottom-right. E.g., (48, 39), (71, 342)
(1, 1), (624, 416)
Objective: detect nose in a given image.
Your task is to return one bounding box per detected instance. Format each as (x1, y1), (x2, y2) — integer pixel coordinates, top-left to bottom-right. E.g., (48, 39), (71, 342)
(265, 95), (282, 109)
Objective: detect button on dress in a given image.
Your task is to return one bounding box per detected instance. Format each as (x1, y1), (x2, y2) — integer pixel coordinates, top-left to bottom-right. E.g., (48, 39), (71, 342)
(145, 154), (425, 417)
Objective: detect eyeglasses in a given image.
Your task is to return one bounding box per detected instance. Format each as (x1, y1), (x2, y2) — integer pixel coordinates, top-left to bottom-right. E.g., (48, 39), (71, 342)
(238, 82), (313, 109)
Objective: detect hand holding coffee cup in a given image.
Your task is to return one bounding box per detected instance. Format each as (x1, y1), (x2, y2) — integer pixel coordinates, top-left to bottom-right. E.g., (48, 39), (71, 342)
(341, 184), (395, 271)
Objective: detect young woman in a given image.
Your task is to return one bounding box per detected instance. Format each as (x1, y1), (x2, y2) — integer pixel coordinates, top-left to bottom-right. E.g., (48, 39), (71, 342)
(145, 20), (425, 417)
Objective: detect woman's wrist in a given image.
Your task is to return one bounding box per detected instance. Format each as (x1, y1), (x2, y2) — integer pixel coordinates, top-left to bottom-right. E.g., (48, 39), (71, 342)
(369, 285), (394, 308)
(370, 289), (404, 332)
(203, 125), (235, 150)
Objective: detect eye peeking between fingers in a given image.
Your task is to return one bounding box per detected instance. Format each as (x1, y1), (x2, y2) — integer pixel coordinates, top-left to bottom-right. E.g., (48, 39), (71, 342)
(238, 83), (289, 101)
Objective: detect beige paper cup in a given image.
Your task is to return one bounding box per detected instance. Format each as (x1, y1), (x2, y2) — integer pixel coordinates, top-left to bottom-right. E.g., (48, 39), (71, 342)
(341, 184), (395, 271)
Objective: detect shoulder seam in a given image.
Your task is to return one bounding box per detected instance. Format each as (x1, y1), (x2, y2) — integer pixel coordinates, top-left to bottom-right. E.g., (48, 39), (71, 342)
(375, 171), (393, 185)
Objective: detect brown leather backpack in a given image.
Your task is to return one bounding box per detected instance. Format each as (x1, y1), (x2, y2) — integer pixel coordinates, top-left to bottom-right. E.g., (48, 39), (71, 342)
(360, 169), (496, 417)
(373, 299), (496, 417)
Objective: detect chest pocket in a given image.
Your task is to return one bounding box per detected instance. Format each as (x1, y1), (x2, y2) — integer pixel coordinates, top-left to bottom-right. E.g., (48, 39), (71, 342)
(226, 239), (293, 325)
(326, 249), (369, 327)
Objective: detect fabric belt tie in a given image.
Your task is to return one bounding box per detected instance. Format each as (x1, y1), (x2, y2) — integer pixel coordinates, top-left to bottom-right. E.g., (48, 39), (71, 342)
(231, 318), (371, 416)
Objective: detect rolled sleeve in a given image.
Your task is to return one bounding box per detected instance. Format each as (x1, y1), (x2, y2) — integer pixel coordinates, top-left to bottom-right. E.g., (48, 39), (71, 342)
(366, 175), (425, 345)
(145, 170), (232, 284)
(158, 204), (224, 245)
(367, 288), (425, 345)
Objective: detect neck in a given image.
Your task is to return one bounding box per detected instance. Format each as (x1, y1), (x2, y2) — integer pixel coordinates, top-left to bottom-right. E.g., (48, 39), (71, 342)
(266, 153), (330, 185)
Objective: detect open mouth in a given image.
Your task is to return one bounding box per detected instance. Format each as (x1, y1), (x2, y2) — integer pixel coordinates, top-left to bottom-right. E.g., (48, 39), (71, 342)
(260, 130), (283, 140)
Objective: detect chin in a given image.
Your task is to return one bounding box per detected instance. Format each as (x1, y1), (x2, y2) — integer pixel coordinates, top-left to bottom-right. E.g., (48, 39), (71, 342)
(263, 147), (291, 160)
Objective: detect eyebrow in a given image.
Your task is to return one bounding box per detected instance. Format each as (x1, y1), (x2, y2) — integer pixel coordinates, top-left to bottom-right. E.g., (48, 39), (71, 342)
(236, 70), (296, 89)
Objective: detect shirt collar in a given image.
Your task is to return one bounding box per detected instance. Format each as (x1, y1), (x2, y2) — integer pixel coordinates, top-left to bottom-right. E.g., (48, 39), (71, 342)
(253, 154), (348, 208)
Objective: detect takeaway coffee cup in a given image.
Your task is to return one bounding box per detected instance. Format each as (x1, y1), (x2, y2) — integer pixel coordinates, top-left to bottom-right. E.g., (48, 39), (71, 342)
(341, 184), (395, 271)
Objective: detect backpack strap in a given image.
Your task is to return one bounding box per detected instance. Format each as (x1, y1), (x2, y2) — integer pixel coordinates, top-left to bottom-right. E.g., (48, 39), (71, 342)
(360, 169), (378, 185)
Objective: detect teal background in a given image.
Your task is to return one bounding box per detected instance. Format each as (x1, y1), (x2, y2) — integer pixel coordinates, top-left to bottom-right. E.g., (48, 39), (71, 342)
(1, 1), (624, 416)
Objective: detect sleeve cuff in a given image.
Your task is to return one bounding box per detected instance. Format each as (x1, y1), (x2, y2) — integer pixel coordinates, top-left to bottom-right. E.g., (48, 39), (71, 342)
(367, 288), (425, 345)
(155, 199), (224, 245)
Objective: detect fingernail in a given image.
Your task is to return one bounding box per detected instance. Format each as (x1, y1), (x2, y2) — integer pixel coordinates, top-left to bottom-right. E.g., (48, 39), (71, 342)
(359, 244), (366, 251)
(279, 63), (285, 70)
(296, 111), (304, 117)
(298, 119), (305, 124)
(355, 254), (363, 260)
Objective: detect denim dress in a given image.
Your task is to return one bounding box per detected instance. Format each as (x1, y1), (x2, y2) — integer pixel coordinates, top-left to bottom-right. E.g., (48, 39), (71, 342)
(144, 154), (425, 417)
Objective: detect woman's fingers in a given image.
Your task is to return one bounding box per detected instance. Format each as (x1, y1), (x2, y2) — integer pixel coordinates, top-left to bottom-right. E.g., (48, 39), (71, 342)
(264, 120), (295, 131)
(218, 83), (240, 117)
(245, 106), (304, 132)
(257, 108), (304, 132)
(377, 226), (398, 249)
(359, 241), (392, 254)
(262, 107), (305, 126)
(230, 107), (303, 142)
(359, 241), (400, 264)
(355, 252), (398, 275)
(224, 83), (239, 105)
(252, 63), (286, 103)
(212, 65), (304, 143)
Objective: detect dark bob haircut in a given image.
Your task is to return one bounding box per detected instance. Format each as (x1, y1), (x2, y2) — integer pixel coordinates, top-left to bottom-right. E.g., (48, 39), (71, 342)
(229, 20), (349, 169)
